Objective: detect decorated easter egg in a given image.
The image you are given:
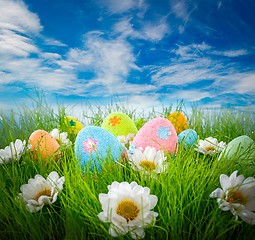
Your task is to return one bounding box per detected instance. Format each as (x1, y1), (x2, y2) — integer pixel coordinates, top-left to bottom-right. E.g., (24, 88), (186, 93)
(29, 130), (60, 160)
(132, 117), (178, 154)
(75, 126), (125, 171)
(219, 135), (255, 161)
(64, 116), (84, 135)
(178, 129), (198, 149)
(168, 112), (189, 134)
(101, 112), (138, 138)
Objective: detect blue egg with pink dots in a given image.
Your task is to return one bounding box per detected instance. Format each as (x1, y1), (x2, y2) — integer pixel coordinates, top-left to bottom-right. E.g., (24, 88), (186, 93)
(178, 129), (198, 149)
(75, 126), (125, 172)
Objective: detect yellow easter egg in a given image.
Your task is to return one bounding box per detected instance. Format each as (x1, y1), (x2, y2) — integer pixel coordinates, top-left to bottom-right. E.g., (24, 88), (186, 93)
(65, 116), (84, 135)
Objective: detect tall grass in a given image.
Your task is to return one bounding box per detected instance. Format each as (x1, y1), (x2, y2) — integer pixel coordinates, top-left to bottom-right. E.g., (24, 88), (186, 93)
(0, 96), (254, 239)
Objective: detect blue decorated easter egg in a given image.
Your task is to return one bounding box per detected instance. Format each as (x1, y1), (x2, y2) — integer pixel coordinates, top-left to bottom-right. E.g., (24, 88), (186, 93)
(178, 129), (198, 149)
(75, 126), (125, 171)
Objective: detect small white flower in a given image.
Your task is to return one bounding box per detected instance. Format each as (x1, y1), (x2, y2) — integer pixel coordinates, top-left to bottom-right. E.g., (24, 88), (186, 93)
(50, 128), (72, 146)
(17, 171), (65, 213)
(98, 181), (158, 239)
(195, 137), (226, 155)
(210, 170), (255, 225)
(126, 133), (135, 142)
(128, 146), (168, 174)
(117, 135), (128, 146)
(0, 139), (27, 164)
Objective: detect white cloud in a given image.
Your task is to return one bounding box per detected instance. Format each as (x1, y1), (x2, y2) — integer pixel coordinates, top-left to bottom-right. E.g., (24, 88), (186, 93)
(67, 32), (141, 88)
(142, 20), (170, 42)
(0, 0), (41, 57)
(212, 49), (249, 57)
(174, 42), (211, 59)
(167, 90), (212, 102)
(170, 0), (197, 33)
(0, 0), (42, 33)
(150, 42), (253, 98)
(43, 37), (67, 47)
(0, 29), (38, 56)
(0, 57), (76, 89)
(150, 57), (219, 86)
(0, 0), (156, 99)
(227, 73), (255, 94)
(113, 17), (170, 42)
(98, 0), (147, 15)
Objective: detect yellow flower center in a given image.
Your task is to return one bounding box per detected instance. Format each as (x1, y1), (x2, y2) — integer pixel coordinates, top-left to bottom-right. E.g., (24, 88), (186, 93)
(204, 146), (215, 151)
(226, 190), (247, 205)
(116, 199), (139, 222)
(139, 160), (156, 171)
(34, 189), (52, 202)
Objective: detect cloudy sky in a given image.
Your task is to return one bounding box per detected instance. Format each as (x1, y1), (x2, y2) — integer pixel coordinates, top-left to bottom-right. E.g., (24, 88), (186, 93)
(0, 0), (255, 115)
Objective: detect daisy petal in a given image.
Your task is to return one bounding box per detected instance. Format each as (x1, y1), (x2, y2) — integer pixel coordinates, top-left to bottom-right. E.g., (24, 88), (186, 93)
(238, 209), (255, 225)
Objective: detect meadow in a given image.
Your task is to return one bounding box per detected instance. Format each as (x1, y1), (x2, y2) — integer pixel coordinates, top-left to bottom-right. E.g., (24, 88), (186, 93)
(0, 96), (254, 240)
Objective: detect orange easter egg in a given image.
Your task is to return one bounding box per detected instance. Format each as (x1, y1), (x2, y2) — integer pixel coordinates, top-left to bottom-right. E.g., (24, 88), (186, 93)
(29, 130), (60, 160)
(168, 112), (189, 134)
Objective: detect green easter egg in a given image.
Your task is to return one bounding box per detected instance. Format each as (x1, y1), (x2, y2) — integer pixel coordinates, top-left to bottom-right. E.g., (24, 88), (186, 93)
(219, 135), (255, 162)
(101, 112), (138, 137)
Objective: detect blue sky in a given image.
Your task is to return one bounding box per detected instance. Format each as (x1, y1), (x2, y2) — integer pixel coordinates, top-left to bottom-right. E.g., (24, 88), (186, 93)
(0, 0), (255, 116)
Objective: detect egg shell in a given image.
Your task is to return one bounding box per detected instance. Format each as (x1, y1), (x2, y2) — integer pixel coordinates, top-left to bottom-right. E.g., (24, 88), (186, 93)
(65, 116), (84, 135)
(101, 112), (138, 137)
(168, 112), (189, 134)
(75, 126), (125, 171)
(132, 117), (178, 154)
(29, 130), (60, 160)
(219, 135), (255, 161)
(178, 129), (198, 149)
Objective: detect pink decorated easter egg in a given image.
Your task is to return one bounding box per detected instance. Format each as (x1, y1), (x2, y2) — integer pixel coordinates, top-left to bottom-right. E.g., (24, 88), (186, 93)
(132, 117), (178, 154)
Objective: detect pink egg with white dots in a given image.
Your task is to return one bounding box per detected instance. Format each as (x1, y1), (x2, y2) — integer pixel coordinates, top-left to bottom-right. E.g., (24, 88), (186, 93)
(131, 117), (178, 154)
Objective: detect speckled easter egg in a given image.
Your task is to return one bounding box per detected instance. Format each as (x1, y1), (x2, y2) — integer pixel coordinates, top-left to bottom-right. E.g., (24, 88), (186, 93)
(101, 112), (138, 138)
(178, 129), (198, 149)
(168, 112), (189, 134)
(75, 126), (125, 171)
(29, 130), (60, 160)
(132, 117), (178, 154)
(219, 135), (255, 161)
(64, 116), (84, 135)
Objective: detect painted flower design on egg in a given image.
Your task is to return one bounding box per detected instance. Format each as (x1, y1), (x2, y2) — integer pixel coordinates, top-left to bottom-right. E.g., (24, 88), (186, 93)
(108, 116), (121, 127)
(156, 126), (171, 140)
(83, 137), (98, 154)
(69, 120), (76, 127)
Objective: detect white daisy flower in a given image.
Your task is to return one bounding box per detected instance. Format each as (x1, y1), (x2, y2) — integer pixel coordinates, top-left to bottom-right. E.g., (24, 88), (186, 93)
(0, 139), (27, 164)
(98, 181), (158, 239)
(50, 128), (72, 146)
(128, 146), (168, 174)
(17, 171), (65, 213)
(117, 135), (128, 146)
(195, 137), (226, 155)
(126, 133), (135, 142)
(210, 170), (255, 225)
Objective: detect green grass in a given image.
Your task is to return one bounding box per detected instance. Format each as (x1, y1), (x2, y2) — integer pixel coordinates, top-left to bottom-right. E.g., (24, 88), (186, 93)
(0, 97), (254, 240)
